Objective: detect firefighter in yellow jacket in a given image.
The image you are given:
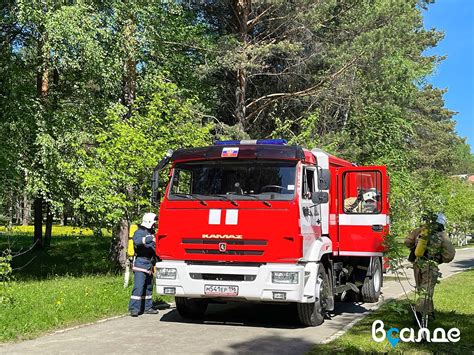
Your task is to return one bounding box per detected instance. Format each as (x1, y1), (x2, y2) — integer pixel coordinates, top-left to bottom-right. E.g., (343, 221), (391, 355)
(405, 213), (455, 320)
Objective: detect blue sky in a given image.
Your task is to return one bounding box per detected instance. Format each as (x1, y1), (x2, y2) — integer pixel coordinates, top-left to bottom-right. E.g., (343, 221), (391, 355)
(423, 0), (474, 152)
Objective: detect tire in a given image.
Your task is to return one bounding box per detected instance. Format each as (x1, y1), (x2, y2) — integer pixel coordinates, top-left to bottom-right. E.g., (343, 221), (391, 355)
(175, 297), (208, 319)
(297, 266), (330, 326)
(361, 257), (382, 303)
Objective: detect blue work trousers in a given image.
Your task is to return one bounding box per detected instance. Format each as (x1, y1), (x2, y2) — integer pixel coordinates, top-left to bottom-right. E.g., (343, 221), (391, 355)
(129, 270), (153, 314)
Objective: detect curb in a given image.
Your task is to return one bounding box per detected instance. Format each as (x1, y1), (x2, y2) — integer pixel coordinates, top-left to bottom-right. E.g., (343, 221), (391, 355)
(52, 314), (127, 335)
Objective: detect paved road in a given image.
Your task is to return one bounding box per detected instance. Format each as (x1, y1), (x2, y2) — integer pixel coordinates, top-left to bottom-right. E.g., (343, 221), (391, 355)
(1, 248), (473, 355)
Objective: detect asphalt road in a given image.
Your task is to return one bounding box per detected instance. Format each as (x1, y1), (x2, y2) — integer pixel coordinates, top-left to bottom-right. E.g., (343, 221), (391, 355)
(1, 248), (473, 355)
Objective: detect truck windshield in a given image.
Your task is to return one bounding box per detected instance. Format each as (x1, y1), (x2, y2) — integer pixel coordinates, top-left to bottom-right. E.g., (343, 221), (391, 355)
(169, 160), (297, 201)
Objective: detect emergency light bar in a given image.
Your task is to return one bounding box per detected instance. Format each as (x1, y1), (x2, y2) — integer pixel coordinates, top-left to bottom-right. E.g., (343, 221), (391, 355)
(214, 139), (287, 145)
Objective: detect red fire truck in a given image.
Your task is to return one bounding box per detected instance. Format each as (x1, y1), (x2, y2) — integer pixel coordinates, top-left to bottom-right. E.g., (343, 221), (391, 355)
(152, 139), (389, 326)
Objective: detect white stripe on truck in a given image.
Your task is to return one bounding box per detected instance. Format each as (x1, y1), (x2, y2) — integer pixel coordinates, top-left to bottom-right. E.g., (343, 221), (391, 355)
(338, 214), (387, 226)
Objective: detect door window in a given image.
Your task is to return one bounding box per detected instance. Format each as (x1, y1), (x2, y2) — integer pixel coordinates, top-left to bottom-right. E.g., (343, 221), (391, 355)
(302, 167), (315, 200)
(343, 171), (382, 214)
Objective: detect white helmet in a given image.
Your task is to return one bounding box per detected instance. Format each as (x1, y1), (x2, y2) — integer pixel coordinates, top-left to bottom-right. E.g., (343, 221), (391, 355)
(436, 213), (447, 226)
(363, 188), (378, 202)
(141, 212), (157, 229)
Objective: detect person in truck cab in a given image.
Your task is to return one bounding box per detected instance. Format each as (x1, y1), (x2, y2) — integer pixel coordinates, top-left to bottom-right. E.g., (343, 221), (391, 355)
(129, 212), (159, 317)
(344, 187), (380, 213)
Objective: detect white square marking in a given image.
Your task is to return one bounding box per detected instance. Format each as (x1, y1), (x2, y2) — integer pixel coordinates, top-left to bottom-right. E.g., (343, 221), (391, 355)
(209, 209), (221, 225)
(225, 209), (238, 225)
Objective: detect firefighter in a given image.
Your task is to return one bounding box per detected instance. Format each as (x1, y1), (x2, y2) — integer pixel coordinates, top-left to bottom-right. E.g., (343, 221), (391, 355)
(344, 188), (380, 213)
(405, 213), (455, 321)
(129, 212), (159, 317)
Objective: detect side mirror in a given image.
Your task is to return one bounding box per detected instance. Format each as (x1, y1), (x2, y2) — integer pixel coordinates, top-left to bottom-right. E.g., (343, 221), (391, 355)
(311, 191), (329, 205)
(156, 149), (173, 171)
(318, 168), (330, 190)
(151, 170), (160, 205)
(151, 149), (174, 206)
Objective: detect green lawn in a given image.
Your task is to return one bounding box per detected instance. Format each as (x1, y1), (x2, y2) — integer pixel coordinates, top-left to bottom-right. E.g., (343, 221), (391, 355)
(310, 269), (474, 353)
(0, 230), (171, 342)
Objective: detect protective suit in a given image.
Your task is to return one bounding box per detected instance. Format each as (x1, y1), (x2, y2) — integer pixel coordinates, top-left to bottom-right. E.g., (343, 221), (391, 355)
(405, 214), (455, 314)
(129, 213), (159, 316)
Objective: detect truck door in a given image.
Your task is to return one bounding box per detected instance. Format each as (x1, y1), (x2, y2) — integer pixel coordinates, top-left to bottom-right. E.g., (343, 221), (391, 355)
(337, 166), (388, 256)
(300, 165), (322, 256)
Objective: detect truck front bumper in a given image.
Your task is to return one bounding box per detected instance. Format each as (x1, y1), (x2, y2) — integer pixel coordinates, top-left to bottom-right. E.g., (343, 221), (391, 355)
(155, 260), (319, 303)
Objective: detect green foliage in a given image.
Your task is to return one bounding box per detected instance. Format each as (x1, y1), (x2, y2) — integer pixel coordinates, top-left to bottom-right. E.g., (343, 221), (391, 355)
(0, 0), (471, 256)
(75, 80), (212, 227)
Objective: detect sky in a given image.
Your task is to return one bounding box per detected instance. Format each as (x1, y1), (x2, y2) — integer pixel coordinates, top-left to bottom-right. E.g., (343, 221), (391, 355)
(422, 0), (474, 152)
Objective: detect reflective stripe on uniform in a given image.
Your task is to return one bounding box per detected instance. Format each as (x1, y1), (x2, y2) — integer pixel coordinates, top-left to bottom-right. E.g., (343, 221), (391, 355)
(130, 295), (152, 300)
(133, 267), (151, 274)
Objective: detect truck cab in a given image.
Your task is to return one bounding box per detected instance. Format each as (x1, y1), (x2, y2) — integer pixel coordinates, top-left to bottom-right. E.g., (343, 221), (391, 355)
(154, 140), (389, 326)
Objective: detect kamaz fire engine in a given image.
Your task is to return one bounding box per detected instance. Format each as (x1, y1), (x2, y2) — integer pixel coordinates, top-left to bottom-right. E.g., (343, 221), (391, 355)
(151, 139), (389, 326)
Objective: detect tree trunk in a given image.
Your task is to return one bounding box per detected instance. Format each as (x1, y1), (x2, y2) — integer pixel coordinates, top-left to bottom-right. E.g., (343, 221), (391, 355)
(34, 25), (48, 246)
(22, 191), (31, 226)
(33, 196), (43, 248)
(109, 15), (137, 269)
(61, 210), (67, 226)
(121, 18), (137, 118)
(111, 218), (129, 269)
(15, 196), (21, 225)
(233, 0), (250, 128)
(44, 202), (53, 248)
(235, 67), (247, 128)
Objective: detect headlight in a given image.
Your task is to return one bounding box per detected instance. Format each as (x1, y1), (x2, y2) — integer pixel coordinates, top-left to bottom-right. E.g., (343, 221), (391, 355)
(156, 268), (177, 279)
(272, 271), (299, 284)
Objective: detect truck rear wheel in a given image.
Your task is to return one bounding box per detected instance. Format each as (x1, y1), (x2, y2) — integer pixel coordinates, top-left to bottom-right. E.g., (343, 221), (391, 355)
(175, 297), (208, 319)
(361, 257), (382, 303)
(297, 266), (330, 326)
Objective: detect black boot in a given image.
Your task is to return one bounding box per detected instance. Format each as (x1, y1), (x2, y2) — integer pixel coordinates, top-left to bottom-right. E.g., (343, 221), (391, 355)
(144, 308), (159, 315)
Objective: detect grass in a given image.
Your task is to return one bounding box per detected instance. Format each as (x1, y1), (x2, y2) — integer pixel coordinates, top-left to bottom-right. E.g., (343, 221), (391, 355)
(310, 269), (474, 353)
(0, 225), (112, 237)
(0, 233), (117, 280)
(0, 230), (172, 343)
(0, 275), (131, 341)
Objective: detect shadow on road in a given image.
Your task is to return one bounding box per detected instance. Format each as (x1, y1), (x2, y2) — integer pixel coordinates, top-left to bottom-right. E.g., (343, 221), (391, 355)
(210, 335), (315, 355)
(450, 257), (474, 270)
(160, 300), (371, 330)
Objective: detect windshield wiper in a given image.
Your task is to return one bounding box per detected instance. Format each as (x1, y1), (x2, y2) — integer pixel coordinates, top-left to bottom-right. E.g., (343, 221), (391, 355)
(172, 193), (208, 206)
(213, 194), (239, 207)
(244, 194), (272, 207)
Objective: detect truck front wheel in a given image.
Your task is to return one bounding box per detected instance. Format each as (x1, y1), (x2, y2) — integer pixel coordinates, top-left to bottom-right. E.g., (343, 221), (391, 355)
(360, 257), (382, 303)
(175, 297), (208, 319)
(297, 266), (330, 326)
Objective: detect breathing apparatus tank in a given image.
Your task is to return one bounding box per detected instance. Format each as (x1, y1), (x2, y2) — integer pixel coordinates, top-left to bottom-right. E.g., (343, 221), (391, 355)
(414, 226), (429, 258)
(127, 224), (139, 258)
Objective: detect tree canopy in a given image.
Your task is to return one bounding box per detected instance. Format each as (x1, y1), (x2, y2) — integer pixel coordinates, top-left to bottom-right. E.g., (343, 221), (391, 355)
(0, 0), (472, 265)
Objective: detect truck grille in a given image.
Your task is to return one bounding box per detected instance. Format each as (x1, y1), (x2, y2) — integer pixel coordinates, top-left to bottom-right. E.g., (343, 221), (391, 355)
(189, 273), (256, 281)
(182, 238), (266, 256)
(182, 239), (267, 246)
(185, 249), (263, 256)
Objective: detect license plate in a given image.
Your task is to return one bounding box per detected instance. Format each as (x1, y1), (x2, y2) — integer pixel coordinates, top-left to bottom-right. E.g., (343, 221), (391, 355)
(204, 284), (239, 296)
